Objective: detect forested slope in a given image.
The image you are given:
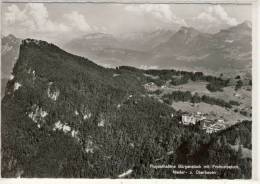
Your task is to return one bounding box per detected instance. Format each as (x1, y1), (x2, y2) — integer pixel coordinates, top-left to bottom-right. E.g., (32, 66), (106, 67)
(1, 39), (251, 178)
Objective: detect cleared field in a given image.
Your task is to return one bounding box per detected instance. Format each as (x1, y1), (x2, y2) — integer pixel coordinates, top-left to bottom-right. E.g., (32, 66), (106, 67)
(160, 81), (210, 96)
(204, 86), (251, 108)
(160, 80), (251, 113)
(230, 144), (251, 159)
(171, 101), (251, 126)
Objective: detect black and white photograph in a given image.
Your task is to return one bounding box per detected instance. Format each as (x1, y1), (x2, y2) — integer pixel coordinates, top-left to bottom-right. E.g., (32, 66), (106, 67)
(0, 1), (254, 179)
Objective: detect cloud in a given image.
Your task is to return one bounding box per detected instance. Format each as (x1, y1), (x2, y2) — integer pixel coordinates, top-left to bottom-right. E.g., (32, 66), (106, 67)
(3, 3), (93, 40)
(139, 65), (159, 70)
(26, 3), (49, 29)
(63, 11), (91, 31)
(196, 5), (238, 26)
(197, 12), (217, 23)
(4, 3), (70, 33)
(4, 4), (25, 24)
(125, 4), (187, 26)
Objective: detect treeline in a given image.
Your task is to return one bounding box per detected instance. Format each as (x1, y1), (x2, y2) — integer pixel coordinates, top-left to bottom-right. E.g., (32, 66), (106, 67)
(119, 65), (233, 93)
(171, 76), (189, 86)
(218, 120), (252, 149)
(168, 120), (252, 179)
(149, 120), (252, 179)
(162, 91), (238, 109)
(206, 79), (228, 92)
(143, 69), (230, 92)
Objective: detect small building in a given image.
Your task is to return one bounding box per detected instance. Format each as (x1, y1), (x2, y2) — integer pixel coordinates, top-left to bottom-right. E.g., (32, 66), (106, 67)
(194, 113), (206, 121)
(234, 93), (241, 97)
(200, 119), (214, 130)
(144, 82), (159, 92)
(211, 123), (226, 130)
(181, 112), (206, 126)
(161, 85), (167, 89)
(206, 127), (215, 134)
(217, 118), (225, 124)
(181, 114), (196, 125)
(204, 121), (226, 134)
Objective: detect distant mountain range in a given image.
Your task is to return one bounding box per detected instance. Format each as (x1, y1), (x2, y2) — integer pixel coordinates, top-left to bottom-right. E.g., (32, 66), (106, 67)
(64, 21), (251, 74)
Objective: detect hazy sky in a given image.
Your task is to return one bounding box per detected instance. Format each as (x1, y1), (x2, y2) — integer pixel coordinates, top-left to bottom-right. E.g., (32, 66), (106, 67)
(1, 3), (252, 45)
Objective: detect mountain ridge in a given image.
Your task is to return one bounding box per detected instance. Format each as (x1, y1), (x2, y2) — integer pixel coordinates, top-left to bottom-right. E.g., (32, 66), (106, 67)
(63, 21), (251, 73)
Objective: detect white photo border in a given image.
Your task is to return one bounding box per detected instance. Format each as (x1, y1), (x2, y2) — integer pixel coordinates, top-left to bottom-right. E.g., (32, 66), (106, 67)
(0, 0), (259, 183)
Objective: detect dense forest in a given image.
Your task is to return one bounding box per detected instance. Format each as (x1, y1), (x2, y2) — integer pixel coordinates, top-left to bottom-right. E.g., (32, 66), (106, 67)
(161, 90), (239, 109)
(142, 68), (230, 92)
(1, 39), (252, 178)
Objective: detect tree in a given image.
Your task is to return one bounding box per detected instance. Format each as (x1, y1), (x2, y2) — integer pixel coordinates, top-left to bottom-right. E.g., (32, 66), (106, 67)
(237, 145), (243, 159)
(235, 80), (243, 91)
(249, 80), (252, 86)
(191, 93), (201, 103)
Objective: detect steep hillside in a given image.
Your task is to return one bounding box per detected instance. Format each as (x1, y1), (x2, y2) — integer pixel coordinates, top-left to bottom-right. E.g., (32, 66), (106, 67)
(118, 29), (175, 51)
(1, 39), (251, 178)
(1, 34), (21, 98)
(1, 39), (178, 177)
(153, 26), (211, 56)
(152, 21), (251, 73)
